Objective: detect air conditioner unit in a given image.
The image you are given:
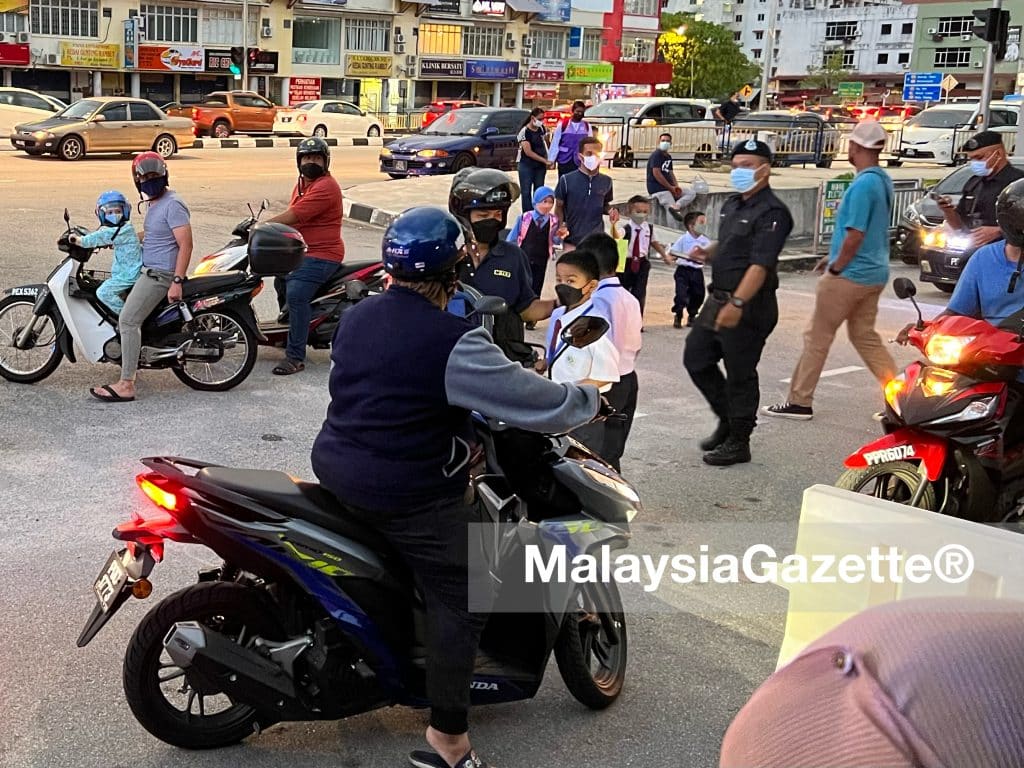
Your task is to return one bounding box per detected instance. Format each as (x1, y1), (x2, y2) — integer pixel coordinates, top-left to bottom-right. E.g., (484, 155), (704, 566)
(260, 27), (272, 38)
(522, 42), (533, 55)
(45, 53), (57, 64)
(395, 42), (405, 54)
(927, 27), (937, 35)
(16, 31), (29, 43)
(405, 54), (416, 66)
(395, 32), (406, 44)
(974, 61), (983, 68)
(961, 34), (972, 41)
(931, 33), (943, 42)
(0, 33), (8, 44)
(901, 62), (910, 69)
(506, 34), (516, 50)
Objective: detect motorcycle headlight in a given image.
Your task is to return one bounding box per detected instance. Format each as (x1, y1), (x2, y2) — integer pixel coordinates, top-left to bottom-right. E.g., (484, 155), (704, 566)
(925, 396), (998, 425)
(921, 368), (956, 397)
(924, 335), (975, 367)
(581, 465), (641, 505)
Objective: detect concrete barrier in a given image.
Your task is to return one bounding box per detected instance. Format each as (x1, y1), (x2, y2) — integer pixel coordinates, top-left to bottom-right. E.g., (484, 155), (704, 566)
(776, 484), (1024, 669)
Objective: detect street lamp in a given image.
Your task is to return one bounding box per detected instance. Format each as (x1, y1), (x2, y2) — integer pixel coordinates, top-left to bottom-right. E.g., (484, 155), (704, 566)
(675, 25), (695, 98)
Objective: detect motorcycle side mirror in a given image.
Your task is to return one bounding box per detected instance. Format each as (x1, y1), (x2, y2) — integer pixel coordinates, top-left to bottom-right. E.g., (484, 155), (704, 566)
(561, 315), (610, 349)
(472, 296), (508, 317)
(261, 198), (270, 213)
(63, 208), (70, 225)
(893, 277), (924, 330)
(346, 280), (368, 301)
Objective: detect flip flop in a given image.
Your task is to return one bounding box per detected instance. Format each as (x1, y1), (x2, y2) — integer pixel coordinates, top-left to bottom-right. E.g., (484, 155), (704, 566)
(272, 359), (305, 376)
(409, 749), (492, 768)
(89, 385), (135, 403)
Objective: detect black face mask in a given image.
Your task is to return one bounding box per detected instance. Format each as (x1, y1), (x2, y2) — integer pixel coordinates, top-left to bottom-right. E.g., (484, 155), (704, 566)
(471, 218), (503, 246)
(299, 162), (326, 180)
(571, 113), (584, 122)
(555, 283), (584, 307)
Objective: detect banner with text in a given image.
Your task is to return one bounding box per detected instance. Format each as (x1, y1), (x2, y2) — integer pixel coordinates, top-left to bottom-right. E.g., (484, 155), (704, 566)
(565, 62), (612, 83)
(60, 42), (120, 68)
(345, 54), (393, 78)
(139, 45), (204, 72)
(289, 77), (322, 103)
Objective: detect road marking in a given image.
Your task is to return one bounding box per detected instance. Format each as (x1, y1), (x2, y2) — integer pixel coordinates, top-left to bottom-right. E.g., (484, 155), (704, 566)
(781, 365), (863, 384)
(634, 411), (648, 419)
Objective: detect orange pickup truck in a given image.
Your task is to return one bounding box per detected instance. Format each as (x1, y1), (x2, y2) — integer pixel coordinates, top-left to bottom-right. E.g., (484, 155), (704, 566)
(191, 91), (277, 138)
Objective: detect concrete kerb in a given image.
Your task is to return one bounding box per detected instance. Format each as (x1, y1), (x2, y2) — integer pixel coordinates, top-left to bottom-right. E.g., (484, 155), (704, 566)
(191, 136), (386, 149)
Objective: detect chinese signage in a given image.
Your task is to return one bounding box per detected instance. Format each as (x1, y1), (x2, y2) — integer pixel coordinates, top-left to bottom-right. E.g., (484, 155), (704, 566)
(472, 0), (506, 15)
(538, 0), (570, 23)
(565, 62), (612, 82)
(289, 77), (321, 103)
(60, 42), (120, 68)
(427, 0), (462, 13)
(820, 179), (851, 236)
(139, 45), (204, 72)
(466, 59), (519, 79)
(248, 49), (279, 73)
(123, 18), (139, 69)
(0, 43), (29, 66)
(526, 58), (564, 81)
(205, 49), (233, 73)
(346, 54), (392, 78)
(420, 58), (465, 78)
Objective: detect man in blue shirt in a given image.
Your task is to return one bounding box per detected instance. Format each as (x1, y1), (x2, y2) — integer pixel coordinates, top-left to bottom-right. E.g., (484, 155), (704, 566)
(764, 121), (896, 420)
(554, 136), (614, 252)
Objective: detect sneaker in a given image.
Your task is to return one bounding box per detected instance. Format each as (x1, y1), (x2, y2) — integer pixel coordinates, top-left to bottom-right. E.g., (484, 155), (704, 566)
(410, 749), (492, 768)
(761, 402), (813, 420)
(702, 437), (751, 466)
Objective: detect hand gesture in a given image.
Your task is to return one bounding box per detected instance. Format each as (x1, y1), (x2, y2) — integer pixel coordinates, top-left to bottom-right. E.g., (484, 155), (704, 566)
(971, 225), (1002, 248)
(936, 195), (954, 211)
(608, 208), (620, 223)
(557, 224), (570, 240)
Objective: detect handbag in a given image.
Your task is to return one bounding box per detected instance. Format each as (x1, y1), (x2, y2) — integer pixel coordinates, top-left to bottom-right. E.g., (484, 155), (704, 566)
(695, 290), (729, 331)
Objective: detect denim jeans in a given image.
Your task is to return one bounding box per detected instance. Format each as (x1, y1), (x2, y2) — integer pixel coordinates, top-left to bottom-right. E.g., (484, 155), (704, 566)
(275, 257), (340, 362)
(518, 163), (547, 211)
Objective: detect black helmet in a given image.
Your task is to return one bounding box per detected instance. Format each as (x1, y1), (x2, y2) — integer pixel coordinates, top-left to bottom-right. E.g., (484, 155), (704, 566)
(997, 179), (1024, 247)
(296, 136), (330, 172)
(382, 206), (467, 281)
(448, 168), (520, 229)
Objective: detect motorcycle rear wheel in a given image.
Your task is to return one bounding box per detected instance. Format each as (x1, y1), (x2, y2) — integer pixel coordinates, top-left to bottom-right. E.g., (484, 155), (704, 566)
(835, 461), (938, 510)
(554, 581), (627, 709)
(171, 309), (257, 392)
(123, 582), (285, 750)
(0, 296), (63, 383)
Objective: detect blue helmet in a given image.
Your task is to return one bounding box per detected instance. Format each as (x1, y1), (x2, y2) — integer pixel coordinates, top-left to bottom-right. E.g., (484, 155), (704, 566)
(382, 206), (467, 280)
(96, 190), (130, 227)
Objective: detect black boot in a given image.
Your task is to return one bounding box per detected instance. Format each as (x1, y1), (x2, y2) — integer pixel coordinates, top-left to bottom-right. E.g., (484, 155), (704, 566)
(702, 436), (751, 466)
(698, 420), (730, 452)
(673, 313), (682, 329)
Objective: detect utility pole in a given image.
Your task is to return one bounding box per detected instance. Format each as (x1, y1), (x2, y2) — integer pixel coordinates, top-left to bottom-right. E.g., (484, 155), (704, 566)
(977, 0), (1002, 129)
(241, 0), (249, 89)
(759, 0), (779, 110)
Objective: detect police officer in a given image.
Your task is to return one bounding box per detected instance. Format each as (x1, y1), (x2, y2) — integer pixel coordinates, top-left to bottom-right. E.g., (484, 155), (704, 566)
(683, 139), (794, 466)
(449, 169), (556, 365)
(938, 130), (1024, 249)
(311, 207), (600, 768)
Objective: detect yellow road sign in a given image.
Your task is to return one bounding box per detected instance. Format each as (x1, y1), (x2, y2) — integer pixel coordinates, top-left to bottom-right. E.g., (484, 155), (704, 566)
(739, 84), (754, 99)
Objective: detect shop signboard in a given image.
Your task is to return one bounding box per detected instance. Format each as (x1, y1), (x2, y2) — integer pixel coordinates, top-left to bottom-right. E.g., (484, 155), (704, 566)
(420, 58), (465, 78)
(60, 42), (120, 68)
(820, 178), (852, 236)
(526, 58), (564, 82)
(565, 62), (612, 83)
(289, 77), (322, 103)
(567, 27), (582, 59)
(345, 54), (393, 78)
(248, 49), (279, 74)
(466, 59), (519, 79)
(138, 45), (204, 72)
(472, 0), (506, 15)
(537, 0), (570, 23)
(428, 0), (462, 13)
(123, 18), (139, 69)
(0, 43), (29, 65)
(205, 48), (233, 73)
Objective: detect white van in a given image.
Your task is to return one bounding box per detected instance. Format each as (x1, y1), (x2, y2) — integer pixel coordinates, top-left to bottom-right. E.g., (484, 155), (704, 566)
(584, 97), (717, 166)
(898, 101), (1018, 165)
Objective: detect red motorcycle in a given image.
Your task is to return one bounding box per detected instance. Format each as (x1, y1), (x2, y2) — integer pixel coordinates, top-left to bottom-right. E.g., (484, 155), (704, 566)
(837, 277), (1024, 523)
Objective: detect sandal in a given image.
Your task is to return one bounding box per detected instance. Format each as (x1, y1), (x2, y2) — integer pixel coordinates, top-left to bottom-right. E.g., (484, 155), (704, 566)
(89, 384), (135, 403)
(272, 359), (305, 376)
(409, 749), (492, 768)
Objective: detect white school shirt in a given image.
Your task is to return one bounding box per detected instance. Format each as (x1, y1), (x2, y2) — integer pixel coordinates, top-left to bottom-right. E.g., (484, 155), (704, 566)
(670, 231), (711, 269)
(590, 277), (642, 376)
(544, 300), (620, 392)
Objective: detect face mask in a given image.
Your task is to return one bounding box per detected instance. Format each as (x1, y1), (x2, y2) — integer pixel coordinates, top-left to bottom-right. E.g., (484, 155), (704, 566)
(139, 177), (167, 200)
(581, 155), (600, 172)
(693, 223), (706, 235)
(471, 218), (503, 245)
(970, 160), (992, 178)
(532, 119), (543, 128)
(555, 283), (584, 308)
(730, 167), (759, 193)
(659, 141), (671, 152)
(629, 212), (648, 225)
(572, 113), (584, 122)
(300, 162), (326, 180)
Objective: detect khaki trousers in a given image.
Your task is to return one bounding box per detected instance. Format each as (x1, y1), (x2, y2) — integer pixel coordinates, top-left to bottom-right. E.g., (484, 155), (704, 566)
(788, 273), (896, 407)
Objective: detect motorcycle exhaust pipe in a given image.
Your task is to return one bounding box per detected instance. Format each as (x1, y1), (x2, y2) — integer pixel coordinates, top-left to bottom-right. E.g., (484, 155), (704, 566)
(163, 622), (309, 718)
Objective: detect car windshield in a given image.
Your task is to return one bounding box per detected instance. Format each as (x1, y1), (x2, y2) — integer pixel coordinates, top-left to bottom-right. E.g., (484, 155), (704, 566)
(423, 110), (488, 135)
(933, 166), (973, 195)
(296, 102), (316, 110)
(906, 109), (974, 129)
(57, 99), (101, 119)
(585, 102), (642, 118)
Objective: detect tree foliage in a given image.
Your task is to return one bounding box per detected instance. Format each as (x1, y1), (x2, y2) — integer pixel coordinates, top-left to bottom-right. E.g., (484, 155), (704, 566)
(658, 13), (760, 101)
(799, 51), (849, 93)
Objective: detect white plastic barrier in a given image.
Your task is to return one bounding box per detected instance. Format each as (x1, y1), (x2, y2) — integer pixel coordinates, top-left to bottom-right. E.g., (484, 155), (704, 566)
(776, 484), (1024, 669)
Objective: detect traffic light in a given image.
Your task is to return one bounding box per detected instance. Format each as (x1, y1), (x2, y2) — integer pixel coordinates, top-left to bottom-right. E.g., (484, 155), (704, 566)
(248, 47), (260, 66)
(229, 46), (243, 78)
(973, 8), (1012, 60)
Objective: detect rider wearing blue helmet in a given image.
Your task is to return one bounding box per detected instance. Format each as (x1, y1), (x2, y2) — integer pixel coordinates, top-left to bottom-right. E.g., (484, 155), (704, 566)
(69, 190), (142, 314)
(311, 206), (600, 768)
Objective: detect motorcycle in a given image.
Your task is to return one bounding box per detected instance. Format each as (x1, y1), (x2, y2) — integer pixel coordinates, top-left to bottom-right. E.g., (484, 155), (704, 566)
(192, 201), (387, 351)
(77, 310), (638, 750)
(837, 276), (1024, 523)
(0, 209), (265, 391)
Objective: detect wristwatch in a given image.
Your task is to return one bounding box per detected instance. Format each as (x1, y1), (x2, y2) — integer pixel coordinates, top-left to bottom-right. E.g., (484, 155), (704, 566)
(172, 275), (187, 284)
(828, 265), (843, 276)
(728, 296), (746, 309)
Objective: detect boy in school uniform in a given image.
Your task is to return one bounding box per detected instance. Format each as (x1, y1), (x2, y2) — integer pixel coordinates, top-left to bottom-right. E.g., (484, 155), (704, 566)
(611, 195), (668, 318)
(664, 210), (711, 329)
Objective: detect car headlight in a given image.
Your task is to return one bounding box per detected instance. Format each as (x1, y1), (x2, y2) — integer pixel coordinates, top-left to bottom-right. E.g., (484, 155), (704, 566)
(903, 204), (921, 224)
(924, 335), (975, 366)
(379, 147), (392, 157)
(922, 230), (945, 248)
(417, 149), (449, 158)
(33, 130), (52, 140)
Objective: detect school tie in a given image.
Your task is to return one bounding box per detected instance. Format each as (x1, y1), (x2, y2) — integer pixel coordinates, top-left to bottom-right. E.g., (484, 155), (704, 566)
(547, 317), (562, 363)
(630, 229), (642, 273)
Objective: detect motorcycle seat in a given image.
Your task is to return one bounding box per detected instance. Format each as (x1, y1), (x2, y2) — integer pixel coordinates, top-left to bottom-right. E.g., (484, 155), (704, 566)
(181, 271), (248, 298)
(196, 467), (394, 554)
(314, 260), (381, 297)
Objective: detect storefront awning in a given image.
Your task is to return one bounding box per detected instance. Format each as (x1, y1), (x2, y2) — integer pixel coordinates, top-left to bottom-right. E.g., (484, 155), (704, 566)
(612, 61), (673, 86)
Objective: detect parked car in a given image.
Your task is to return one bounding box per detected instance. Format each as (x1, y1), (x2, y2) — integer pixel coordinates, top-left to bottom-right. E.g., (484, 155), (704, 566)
(897, 101), (1018, 165)
(420, 100), (486, 129)
(160, 101), (194, 119)
(273, 100), (382, 138)
(0, 87), (66, 142)
(10, 97), (194, 160)
(191, 91), (276, 138)
(585, 97), (713, 127)
(380, 107), (529, 178)
(730, 110), (842, 167)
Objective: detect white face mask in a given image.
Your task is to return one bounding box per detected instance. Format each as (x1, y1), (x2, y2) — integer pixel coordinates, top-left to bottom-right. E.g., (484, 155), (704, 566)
(532, 118), (543, 128)
(659, 141), (671, 152)
(582, 155), (600, 171)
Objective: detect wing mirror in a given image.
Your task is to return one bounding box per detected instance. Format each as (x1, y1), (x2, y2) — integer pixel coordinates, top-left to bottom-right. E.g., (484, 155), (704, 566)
(483, 126), (499, 138)
(561, 315), (610, 348)
(466, 295), (508, 318)
(91, 113), (107, 123)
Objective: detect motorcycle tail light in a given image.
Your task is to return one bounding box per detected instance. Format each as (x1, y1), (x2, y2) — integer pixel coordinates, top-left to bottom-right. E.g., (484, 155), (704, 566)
(925, 335), (975, 367)
(252, 281), (264, 298)
(137, 473), (187, 513)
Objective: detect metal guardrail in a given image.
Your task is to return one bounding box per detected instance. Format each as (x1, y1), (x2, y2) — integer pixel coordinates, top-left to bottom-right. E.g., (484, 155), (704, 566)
(951, 125), (1017, 162)
(813, 177), (924, 253)
(365, 111), (428, 133)
(729, 122), (838, 167)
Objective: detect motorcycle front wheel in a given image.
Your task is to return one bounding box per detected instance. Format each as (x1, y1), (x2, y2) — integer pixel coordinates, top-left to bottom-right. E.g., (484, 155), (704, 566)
(123, 582), (285, 750)
(836, 460), (938, 510)
(172, 309), (257, 392)
(0, 296), (63, 383)
(554, 581), (627, 709)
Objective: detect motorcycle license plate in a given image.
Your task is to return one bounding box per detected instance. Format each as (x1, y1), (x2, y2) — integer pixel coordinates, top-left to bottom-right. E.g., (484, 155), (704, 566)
(394, 160), (407, 171)
(94, 550), (129, 613)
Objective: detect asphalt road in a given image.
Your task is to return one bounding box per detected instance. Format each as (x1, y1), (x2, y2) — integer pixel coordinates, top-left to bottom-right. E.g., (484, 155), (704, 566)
(0, 147), (955, 768)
